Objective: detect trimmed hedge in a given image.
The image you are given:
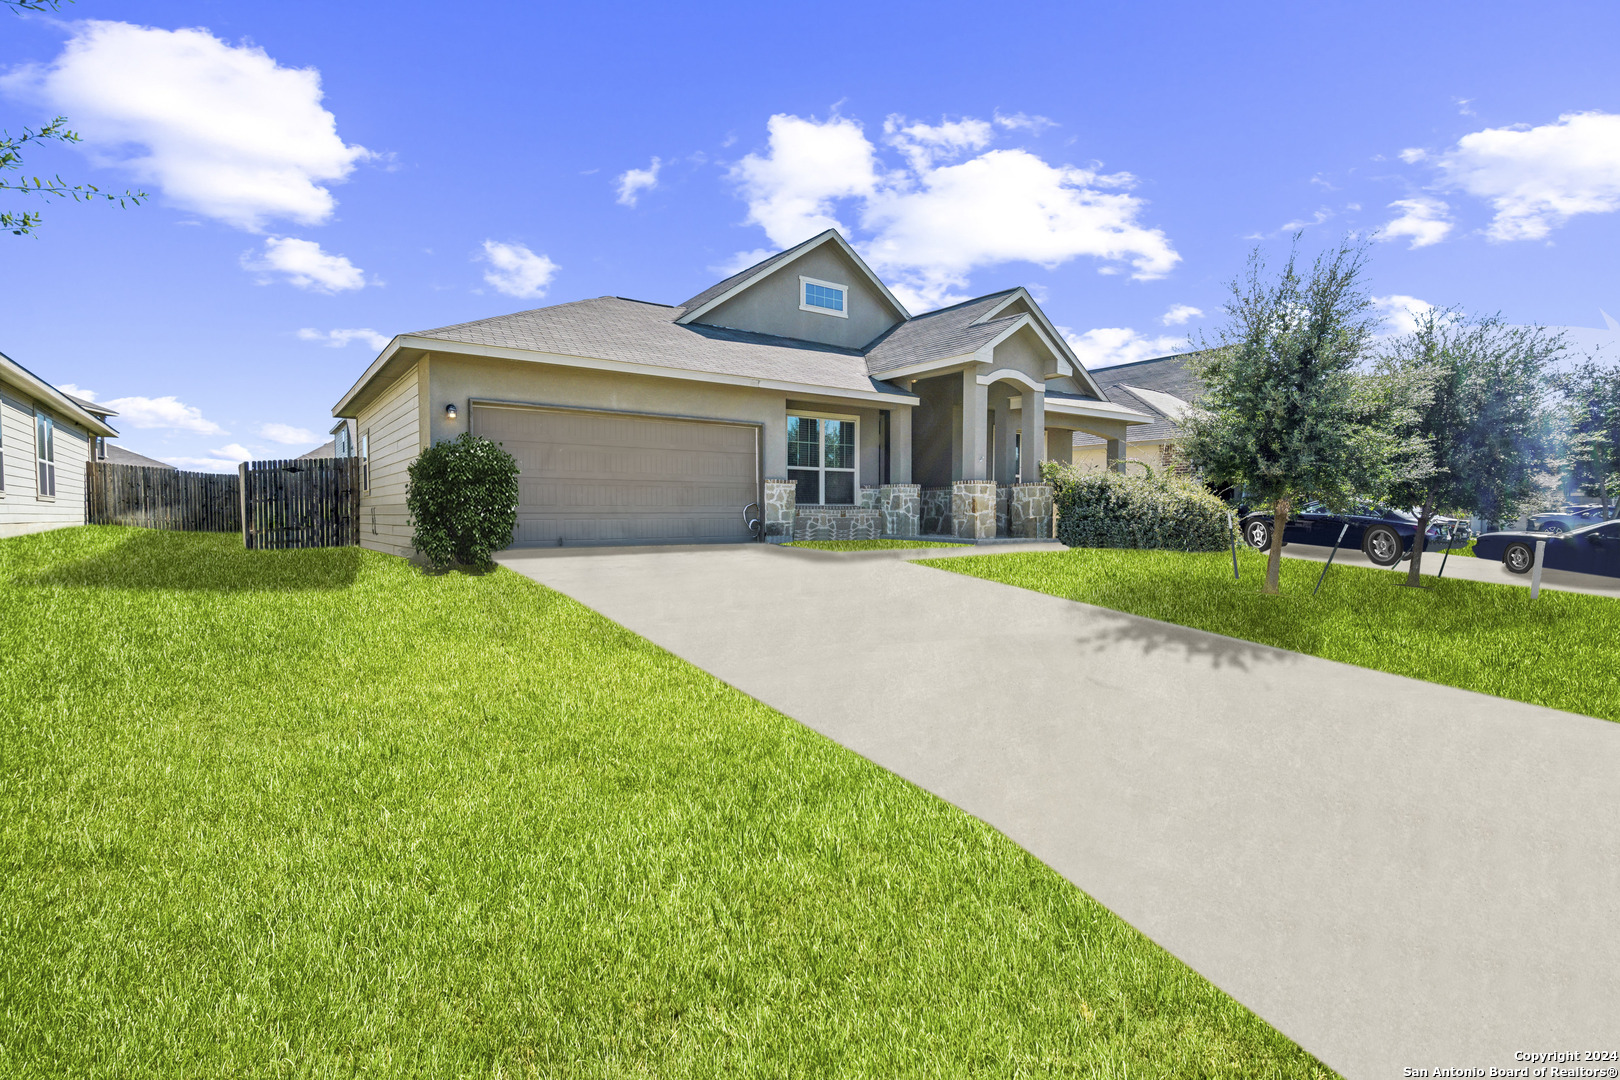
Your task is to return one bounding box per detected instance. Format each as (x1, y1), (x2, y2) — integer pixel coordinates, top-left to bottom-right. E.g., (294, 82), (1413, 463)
(1042, 462), (1232, 551)
(406, 433), (520, 570)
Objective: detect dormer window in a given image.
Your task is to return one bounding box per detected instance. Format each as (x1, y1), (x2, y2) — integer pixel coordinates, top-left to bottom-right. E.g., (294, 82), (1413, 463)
(799, 276), (848, 318)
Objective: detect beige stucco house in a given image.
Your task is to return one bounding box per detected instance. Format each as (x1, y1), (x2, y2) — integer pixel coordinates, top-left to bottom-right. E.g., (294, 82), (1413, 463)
(1, 350), (120, 539)
(332, 230), (1151, 552)
(1072, 352), (1203, 475)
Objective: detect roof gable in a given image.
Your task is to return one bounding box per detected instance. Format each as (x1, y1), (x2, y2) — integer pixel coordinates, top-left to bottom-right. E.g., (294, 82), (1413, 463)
(970, 287), (1106, 398)
(676, 230), (909, 338)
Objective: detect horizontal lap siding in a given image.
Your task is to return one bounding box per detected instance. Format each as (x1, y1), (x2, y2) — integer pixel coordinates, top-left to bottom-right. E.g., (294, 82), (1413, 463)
(356, 364), (420, 556)
(0, 393), (91, 538)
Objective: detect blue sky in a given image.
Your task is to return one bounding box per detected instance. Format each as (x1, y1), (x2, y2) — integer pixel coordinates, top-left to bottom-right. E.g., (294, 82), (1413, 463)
(3, 0), (1619, 468)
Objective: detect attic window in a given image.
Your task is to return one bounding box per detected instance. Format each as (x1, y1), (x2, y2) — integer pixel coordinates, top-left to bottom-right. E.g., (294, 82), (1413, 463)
(800, 276), (848, 318)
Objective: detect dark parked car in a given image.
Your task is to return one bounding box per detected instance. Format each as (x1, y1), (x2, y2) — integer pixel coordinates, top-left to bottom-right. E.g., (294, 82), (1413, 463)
(1474, 519), (1620, 577)
(1240, 503), (1442, 567)
(1529, 505), (1614, 534)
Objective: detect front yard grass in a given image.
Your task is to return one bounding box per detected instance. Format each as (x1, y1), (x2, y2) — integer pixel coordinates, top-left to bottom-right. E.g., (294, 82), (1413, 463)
(785, 538), (965, 551)
(0, 527), (1332, 1078)
(924, 545), (1620, 722)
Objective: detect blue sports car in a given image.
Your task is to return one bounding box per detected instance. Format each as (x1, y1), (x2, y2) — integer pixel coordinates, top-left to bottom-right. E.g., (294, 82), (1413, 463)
(1240, 503), (1443, 567)
(1473, 518), (1620, 577)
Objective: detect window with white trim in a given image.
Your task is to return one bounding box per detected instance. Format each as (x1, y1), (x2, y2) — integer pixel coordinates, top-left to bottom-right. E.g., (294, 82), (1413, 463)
(787, 414), (857, 505)
(0, 410), (5, 491)
(36, 411), (55, 497)
(360, 431), (370, 490)
(799, 276), (848, 318)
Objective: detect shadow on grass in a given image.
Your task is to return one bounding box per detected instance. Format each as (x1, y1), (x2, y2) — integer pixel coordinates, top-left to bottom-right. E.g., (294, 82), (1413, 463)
(22, 528), (362, 592)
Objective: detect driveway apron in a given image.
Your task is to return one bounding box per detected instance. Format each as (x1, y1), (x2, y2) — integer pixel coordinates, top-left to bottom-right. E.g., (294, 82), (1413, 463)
(497, 544), (1620, 1078)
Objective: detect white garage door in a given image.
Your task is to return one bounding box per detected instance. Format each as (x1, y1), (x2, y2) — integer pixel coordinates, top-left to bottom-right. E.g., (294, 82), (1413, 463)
(472, 403), (759, 545)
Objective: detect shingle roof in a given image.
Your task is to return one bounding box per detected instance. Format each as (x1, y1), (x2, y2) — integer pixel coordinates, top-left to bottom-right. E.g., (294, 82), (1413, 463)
(677, 235), (823, 315)
(863, 292), (1020, 375)
(1073, 352), (1205, 447)
(103, 444), (174, 469)
(412, 296), (898, 396)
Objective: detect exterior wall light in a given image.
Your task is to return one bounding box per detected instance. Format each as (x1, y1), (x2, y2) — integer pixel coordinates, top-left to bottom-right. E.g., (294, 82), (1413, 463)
(444, 403), (458, 420)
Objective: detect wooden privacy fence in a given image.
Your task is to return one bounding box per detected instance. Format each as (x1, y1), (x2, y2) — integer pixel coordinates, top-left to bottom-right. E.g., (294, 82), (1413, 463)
(86, 461), (241, 532)
(239, 457), (361, 550)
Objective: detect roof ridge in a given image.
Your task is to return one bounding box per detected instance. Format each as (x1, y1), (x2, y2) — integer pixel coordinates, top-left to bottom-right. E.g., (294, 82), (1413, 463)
(676, 230), (836, 312)
(904, 288), (1020, 321)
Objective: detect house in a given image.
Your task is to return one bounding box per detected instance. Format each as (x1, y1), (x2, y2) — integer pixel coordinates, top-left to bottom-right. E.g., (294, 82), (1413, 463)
(1, 351), (121, 538)
(101, 444), (174, 469)
(298, 419), (357, 461)
(332, 230), (1151, 552)
(1072, 352), (1204, 474)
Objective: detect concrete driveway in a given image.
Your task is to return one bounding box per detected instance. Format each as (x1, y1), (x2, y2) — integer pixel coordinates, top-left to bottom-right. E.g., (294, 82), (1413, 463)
(497, 543), (1620, 1078)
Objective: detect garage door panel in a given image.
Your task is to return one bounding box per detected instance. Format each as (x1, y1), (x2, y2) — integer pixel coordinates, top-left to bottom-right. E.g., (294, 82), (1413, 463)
(474, 404), (758, 545)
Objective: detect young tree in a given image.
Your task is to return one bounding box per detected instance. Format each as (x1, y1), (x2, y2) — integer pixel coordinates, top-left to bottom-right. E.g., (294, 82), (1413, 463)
(1181, 237), (1384, 594)
(1377, 310), (1562, 584)
(1554, 358), (1620, 513)
(3, 2), (146, 235)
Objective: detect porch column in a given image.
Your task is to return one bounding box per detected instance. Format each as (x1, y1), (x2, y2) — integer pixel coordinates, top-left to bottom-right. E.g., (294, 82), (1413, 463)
(960, 367), (989, 481)
(1106, 437), (1126, 473)
(1045, 428), (1073, 466)
(993, 396), (1016, 485)
(1021, 389), (1045, 482)
(890, 405), (912, 483)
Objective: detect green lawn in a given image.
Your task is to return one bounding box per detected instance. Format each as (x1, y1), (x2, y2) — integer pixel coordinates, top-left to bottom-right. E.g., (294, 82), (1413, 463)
(785, 538), (965, 551)
(0, 527), (1331, 1078)
(924, 545), (1620, 722)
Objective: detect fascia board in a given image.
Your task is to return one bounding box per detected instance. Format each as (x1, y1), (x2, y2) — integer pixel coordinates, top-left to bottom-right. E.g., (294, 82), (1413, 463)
(973, 288), (1100, 393)
(677, 230), (911, 326)
(387, 336), (921, 407)
(332, 337), (407, 417)
(1042, 397), (1153, 424)
(0, 355), (118, 437)
(867, 352), (982, 382)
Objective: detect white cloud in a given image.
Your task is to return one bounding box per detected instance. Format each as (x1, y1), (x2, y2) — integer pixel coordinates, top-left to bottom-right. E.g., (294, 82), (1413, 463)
(1399, 148), (1429, 164)
(479, 240), (558, 299)
(243, 237), (365, 292)
(297, 327), (389, 350)
(97, 394), (225, 435)
(0, 20), (369, 231)
(1436, 111), (1620, 240)
(1372, 294), (1435, 337)
(1378, 196), (1454, 248)
(57, 383), (97, 401)
(993, 111), (1057, 134)
(164, 444), (253, 472)
(708, 247), (776, 278)
(727, 112), (1179, 311)
(1161, 304), (1203, 326)
(258, 422), (316, 445)
(615, 157), (661, 206)
(1063, 327), (1187, 369)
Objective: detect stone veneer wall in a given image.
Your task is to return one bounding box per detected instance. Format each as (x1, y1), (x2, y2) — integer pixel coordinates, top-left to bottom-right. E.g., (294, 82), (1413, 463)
(859, 486), (880, 509)
(995, 487), (1011, 538)
(763, 478), (796, 542)
(920, 487), (952, 536)
(793, 505), (882, 541)
(1009, 483), (1054, 539)
(878, 484), (920, 538)
(952, 480), (997, 540)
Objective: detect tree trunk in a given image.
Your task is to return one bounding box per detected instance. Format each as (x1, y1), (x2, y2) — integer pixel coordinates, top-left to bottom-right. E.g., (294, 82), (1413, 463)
(1264, 497), (1289, 594)
(1406, 496), (1433, 587)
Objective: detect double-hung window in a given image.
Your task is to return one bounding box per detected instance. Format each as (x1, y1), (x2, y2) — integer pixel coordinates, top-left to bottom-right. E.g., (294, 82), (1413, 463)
(360, 431), (370, 490)
(35, 411), (55, 498)
(787, 414), (857, 505)
(799, 276), (848, 318)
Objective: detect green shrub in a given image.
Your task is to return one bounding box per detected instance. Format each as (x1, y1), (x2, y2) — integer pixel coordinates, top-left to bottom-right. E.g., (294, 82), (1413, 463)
(406, 433), (520, 569)
(1042, 462), (1232, 551)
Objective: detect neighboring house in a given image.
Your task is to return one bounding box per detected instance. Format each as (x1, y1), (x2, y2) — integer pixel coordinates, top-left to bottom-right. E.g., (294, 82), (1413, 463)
(332, 230), (1152, 551)
(1, 351), (120, 538)
(297, 420), (357, 461)
(101, 444), (174, 469)
(1072, 352), (1205, 474)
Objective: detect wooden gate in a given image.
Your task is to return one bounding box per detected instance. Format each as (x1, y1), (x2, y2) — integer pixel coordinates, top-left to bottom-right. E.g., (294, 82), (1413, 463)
(239, 458), (362, 550)
(86, 462), (241, 532)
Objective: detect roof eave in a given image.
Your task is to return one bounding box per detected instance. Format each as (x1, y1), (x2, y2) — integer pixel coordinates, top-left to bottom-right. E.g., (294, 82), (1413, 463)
(0, 353), (119, 437)
(677, 230), (911, 327)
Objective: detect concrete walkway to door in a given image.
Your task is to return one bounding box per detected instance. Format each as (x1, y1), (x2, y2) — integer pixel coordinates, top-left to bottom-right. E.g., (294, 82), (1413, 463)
(496, 543), (1620, 1079)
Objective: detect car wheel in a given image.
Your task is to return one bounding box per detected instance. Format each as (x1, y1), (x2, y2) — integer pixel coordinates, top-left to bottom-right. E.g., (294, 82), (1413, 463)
(1503, 542), (1534, 575)
(1243, 519), (1271, 550)
(1541, 521), (1566, 535)
(1363, 524), (1402, 567)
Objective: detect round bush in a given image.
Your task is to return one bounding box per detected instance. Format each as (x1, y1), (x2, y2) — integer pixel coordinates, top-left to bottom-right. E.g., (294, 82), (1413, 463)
(406, 433), (520, 569)
(1042, 462), (1232, 551)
